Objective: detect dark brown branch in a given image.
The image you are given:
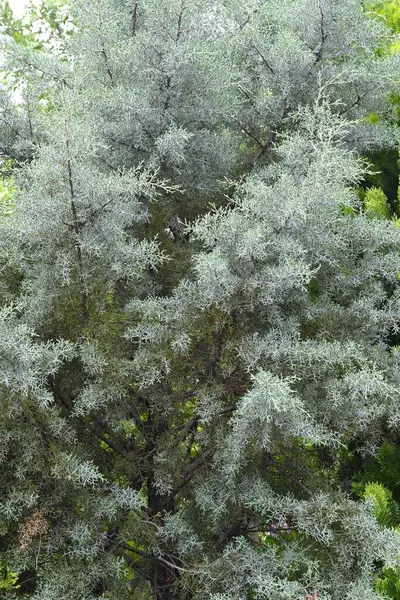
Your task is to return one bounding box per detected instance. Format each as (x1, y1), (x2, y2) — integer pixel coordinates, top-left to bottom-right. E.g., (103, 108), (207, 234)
(339, 93), (363, 116)
(18, 58), (71, 88)
(140, 123), (155, 142)
(252, 44), (276, 76)
(176, 0), (188, 42)
(106, 134), (150, 155)
(26, 98), (34, 139)
(101, 45), (114, 86)
(156, 555), (188, 573)
(237, 121), (266, 151)
(64, 123), (89, 320)
(177, 449), (213, 490)
(313, 4), (328, 65)
(86, 197), (115, 222)
(174, 414), (200, 446)
(96, 154), (117, 173)
(255, 104), (291, 160)
(93, 415), (137, 454)
(132, 1), (139, 35)
(239, 7), (260, 31)
(162, 75), (172, 113)
(81, 419), (125, 455)
(162, 0), (187, 113)
(172, 390), (197, 403)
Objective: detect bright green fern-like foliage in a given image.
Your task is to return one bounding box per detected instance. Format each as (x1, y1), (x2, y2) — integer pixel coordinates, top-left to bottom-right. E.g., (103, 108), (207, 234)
(353, 441), (400, 496)
(351, 449), (400, 598)
(365, 187), (392, 219)
(0, 557), (18, 591)
(364, 482), (400, 527)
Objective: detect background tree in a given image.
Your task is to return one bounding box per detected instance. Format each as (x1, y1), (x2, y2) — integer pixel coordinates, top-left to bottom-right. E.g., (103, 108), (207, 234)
(0, 0), (73, 167)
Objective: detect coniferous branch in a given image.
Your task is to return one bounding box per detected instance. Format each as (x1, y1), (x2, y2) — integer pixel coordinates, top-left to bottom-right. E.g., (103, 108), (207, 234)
(64, 121), (89, 320)
(162, 0), (188, 114)
(313, 3), (328, 65)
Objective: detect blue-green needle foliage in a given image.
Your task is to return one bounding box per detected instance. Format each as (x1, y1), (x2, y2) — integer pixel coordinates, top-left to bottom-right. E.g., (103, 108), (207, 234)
(1, 1), (400, 599)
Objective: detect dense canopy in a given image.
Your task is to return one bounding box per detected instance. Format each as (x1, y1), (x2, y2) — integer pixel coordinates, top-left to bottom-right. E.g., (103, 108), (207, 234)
(1, 1), (400, 599)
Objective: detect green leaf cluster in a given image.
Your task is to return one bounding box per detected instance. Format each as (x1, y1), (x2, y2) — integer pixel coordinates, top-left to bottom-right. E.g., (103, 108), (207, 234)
(0, 557), (19, 591)
(365, 186), (392, 219)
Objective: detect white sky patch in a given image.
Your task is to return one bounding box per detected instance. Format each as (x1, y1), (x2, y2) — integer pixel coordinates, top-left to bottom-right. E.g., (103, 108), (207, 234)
(7, 0), (40, 19)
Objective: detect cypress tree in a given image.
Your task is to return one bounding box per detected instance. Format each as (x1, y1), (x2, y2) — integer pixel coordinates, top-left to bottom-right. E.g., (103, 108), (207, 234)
(1, 1), (400, 599)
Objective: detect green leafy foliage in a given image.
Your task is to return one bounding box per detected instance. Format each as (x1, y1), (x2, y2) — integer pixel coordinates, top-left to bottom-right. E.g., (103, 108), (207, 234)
(359, 2), (400, 220)
(367, 0), (400, 34)
(0, 160), (15, 220)
(377, 568), (400, 600)
(0, 0), (74, 50)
